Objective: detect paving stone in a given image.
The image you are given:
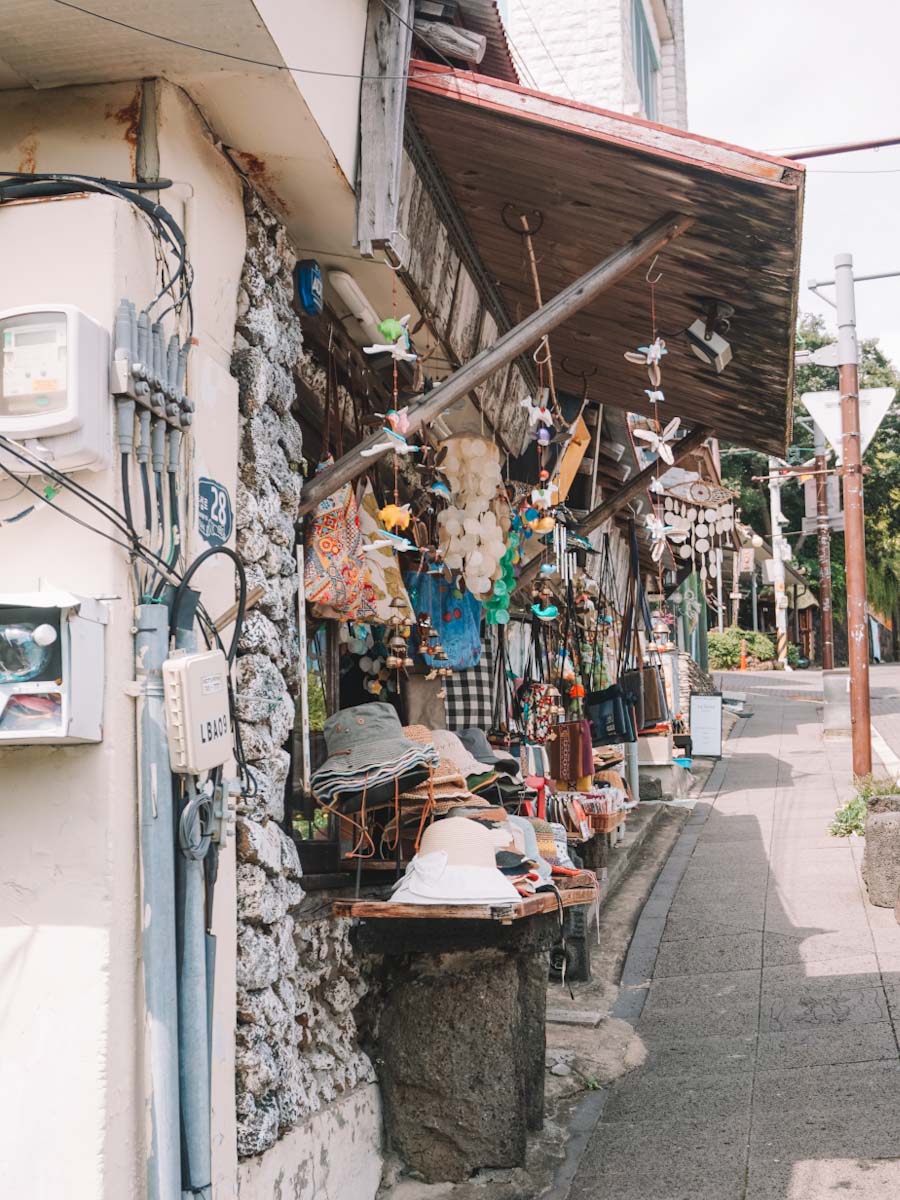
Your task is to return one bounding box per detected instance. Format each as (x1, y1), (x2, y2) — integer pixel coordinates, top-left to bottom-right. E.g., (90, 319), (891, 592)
(663, 913), (766, 940)
(638, 998), (760, 1041)
(643, 968), (760, 1013)
(602, 1068), (752, 1124)
(760, 954), (883, 995)
(568, 1116), (751, 1200)
(654, 932), (763, 978)
(760, 983), (888, 1032)
(637, 1031), (757, 1078)
(763, 929), (877, 966)
(756, 1021), (899, 1073)
(746, 1156), (900, 1200)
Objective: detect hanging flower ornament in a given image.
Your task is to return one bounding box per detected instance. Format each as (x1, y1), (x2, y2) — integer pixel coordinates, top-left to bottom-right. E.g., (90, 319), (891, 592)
(645, 513), (671, 562)
(633, 416), (681, 466)
(624, 337), (668, 387)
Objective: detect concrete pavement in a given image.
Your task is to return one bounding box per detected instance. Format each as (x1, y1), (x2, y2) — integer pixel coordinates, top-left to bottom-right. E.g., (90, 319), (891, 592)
(568, 666), (900, 1200)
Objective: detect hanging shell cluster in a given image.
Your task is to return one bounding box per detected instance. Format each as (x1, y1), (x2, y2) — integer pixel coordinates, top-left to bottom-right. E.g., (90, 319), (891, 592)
(436, 436), (509, 597)
(663, 497), (736, 581)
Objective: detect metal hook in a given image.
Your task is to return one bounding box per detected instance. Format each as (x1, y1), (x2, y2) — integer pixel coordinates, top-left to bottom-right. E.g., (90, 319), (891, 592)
(645, 255), (663, 286)
(560, 357), (599, 382)
(501, 204), (545, 237)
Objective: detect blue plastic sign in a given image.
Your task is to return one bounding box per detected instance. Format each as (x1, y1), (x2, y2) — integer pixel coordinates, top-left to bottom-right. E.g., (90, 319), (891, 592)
(198, 477), (233, 547)
(294, 259), (324, 316)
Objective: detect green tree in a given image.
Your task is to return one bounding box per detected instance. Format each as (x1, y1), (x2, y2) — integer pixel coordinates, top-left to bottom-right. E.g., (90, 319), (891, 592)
(722, 313), (900, 648)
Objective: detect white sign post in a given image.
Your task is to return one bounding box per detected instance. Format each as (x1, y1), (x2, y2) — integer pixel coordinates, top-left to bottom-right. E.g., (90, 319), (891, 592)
(690, 693), (723, 758)
(801, 387), (895, 463)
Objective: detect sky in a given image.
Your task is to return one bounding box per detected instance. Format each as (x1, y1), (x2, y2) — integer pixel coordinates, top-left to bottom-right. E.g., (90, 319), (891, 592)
(684, 0), (900, 364)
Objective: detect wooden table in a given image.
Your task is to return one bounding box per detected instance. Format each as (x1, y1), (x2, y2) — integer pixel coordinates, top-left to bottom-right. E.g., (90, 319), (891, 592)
(333, 885), (597, 925)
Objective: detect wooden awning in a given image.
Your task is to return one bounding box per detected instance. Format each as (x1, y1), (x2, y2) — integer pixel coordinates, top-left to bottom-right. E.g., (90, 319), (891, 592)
(407, 65), (804, 456)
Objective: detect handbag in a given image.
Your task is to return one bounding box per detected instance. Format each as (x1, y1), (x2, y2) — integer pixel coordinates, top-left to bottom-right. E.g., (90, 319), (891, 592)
(631, 521), (670, 729)
(404, 569), (482, 671)
(585, 681), (636, 745)
(548, 720), (589, 783)
(304, 457), (372, 620)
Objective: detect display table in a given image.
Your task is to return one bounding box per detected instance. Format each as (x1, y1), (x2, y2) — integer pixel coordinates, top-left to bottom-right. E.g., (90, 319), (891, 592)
(336, 885), (597, 1182)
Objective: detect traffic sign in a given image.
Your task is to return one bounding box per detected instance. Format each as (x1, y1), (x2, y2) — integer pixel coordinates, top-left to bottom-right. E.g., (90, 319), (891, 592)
(801, 388), (895, 464)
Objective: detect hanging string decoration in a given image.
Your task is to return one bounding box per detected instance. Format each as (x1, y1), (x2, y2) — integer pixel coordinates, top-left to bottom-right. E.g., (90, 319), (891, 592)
(435, 436), (507, 598)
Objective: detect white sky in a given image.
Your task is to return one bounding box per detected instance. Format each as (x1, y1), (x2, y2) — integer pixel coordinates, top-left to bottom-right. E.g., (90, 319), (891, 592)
(684, 0), (900, 363)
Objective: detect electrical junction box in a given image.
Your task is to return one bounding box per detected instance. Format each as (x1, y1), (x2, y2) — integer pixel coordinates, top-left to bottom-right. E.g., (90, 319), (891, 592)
(162, 648), (232, 774)
(0, 590), (107, 744)
(0, 304), (111, 474)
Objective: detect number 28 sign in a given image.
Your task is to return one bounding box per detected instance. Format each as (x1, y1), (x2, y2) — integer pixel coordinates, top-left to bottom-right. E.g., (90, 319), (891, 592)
(198, 477), (234, 547)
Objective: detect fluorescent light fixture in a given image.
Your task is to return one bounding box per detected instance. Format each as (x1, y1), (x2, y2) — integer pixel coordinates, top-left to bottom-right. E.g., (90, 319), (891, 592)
(328, 270), (381, 343)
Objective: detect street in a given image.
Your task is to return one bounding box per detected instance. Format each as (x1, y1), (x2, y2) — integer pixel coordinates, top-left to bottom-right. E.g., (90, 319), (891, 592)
(570, 666), (900, 1200)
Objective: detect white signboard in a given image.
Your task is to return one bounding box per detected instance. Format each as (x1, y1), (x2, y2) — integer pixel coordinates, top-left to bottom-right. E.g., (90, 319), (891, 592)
(690, 693), (723, 758)
(738, 546), (756, 573)
(801, 388), (895, 464)
(804, 474), (841, 521)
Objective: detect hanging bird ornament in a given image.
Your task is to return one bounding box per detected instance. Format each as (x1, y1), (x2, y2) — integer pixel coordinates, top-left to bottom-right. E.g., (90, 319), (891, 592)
(624, 337), (668, 386)
(364, 315), (417, 362)
(633, 416), (681, 466)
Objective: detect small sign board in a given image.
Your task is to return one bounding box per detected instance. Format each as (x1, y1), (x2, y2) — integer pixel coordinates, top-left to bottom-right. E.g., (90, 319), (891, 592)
(690, 692), (723, 758)
(738, 546), (756, 573)
(198, 476), (233, 547)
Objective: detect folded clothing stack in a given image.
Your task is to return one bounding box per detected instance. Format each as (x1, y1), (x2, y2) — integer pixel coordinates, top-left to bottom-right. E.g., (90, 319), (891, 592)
(311, 702), (439, 806)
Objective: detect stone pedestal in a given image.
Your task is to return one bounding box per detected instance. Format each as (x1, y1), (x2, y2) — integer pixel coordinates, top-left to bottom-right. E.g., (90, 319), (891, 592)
(355, 913), (558, 1182)
(863, 798), (900, 907)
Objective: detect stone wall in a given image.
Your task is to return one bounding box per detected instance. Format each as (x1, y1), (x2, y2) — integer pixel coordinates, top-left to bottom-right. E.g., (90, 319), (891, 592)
(231, 188), (376, 1161)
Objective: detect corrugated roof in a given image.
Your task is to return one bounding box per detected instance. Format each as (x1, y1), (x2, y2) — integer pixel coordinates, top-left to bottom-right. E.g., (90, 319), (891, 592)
(407, 64), (805, 456)
(456, 0), (519, 83)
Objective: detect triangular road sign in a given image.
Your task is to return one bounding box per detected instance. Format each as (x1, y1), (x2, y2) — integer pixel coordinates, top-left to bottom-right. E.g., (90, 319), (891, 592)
(801, 388), (895, 463)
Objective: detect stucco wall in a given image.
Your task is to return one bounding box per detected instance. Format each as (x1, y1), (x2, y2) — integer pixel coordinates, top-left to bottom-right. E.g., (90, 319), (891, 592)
(0, 79), (245, 1199)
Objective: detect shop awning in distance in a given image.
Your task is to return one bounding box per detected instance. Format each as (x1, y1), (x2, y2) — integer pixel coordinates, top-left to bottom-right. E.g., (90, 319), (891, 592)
(406, 65), (804, 457)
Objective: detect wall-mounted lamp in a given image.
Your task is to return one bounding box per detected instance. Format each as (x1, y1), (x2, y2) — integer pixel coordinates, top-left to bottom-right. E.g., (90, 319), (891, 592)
(328, 270), (382, 344)
(687, 298), (734, 374)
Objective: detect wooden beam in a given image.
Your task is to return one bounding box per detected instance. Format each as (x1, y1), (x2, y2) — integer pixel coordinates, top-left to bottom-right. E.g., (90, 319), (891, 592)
(515, 425), (710, 591)
(298, 210), (694, 516)
(357, 0), (415, 257)
(414, 18), (486, 63)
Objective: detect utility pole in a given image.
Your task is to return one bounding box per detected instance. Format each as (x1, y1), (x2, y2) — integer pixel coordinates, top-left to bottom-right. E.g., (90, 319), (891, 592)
(768, 457), (790, 668)
(835, 253), (872, 776)
(813, 420), (835, 670)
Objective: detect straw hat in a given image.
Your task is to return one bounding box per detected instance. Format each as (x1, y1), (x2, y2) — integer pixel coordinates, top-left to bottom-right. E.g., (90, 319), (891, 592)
(389, 817), (521, 905)
(431, 728), (491, 779)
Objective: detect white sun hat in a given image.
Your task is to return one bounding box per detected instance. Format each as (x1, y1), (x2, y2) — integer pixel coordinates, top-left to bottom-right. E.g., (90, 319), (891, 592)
(389, 817), (521, 906)
(431, 728), (492, 779)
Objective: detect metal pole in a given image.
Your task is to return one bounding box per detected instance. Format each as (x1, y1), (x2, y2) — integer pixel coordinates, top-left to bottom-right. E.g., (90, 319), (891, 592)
(814, 421), (835, 669)
(768, 459), (790, 668)
(297, 211), (695, 515)
(172, 618), (212, 1200)
(751, 567), (759, 632)
(730, 549), (741, 628)
(715, 545), (725, 632)
(835, 252), (872, 775)
(136, 603), (182, 1200)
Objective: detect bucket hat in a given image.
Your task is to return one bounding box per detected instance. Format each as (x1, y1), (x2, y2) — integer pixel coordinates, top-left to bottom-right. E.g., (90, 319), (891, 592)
(389, 817), (521, 905)
(312, 703), (437, 803)
(507, 813), (552, 880)
(458, 727), (520, 776)
(431, 728), (491, 779)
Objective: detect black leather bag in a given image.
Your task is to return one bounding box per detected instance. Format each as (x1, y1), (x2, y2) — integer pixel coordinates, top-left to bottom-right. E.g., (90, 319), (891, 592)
(586, 682), (637, 745)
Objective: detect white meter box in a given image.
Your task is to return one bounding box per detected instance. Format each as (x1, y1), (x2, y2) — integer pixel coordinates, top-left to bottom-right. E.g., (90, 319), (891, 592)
(0, 590), (107, 744)
(0, 304), (110, 473)
(162, 648), (232, 774)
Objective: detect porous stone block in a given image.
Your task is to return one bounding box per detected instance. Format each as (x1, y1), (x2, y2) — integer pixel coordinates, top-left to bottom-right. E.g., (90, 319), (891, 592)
(863, 805), (900, 907)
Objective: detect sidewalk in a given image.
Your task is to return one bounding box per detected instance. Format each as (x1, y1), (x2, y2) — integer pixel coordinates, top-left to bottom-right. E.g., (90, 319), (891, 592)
(567, 669), (900, 1200)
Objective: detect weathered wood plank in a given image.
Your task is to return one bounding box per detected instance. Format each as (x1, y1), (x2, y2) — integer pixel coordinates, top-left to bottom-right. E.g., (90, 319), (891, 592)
(357, 0), (415, 257)
(414, 19), (486, 64)
(332, 886), (598, 921)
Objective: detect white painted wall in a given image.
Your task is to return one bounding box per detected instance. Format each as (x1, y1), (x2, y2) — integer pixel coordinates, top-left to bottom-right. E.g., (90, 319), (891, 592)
(0, 80), (245, 1199)
(505, 0), (688, 128)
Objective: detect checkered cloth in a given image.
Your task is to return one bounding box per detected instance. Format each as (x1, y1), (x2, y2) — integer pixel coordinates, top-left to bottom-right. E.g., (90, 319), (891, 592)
(445, 635), (494, 731)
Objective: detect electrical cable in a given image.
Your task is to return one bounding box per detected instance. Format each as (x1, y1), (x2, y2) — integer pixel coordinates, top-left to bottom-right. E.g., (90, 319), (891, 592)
(171, 545), (248, 667)
(0, 172), (191, 324)
(139, 461), (153, 533)
(50, 0), (474, 84)
(120, 452), (136, 534)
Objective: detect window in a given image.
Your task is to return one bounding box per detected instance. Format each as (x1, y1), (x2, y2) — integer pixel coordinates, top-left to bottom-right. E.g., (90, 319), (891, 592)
(631, 0), (659, 121)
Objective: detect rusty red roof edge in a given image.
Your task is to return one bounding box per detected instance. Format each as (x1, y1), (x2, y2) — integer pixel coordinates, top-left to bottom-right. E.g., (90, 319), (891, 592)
(408, 60), (806, 184)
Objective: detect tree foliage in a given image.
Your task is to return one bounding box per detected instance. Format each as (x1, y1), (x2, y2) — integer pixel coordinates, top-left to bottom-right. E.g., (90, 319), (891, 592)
(721, 313), (900, 628)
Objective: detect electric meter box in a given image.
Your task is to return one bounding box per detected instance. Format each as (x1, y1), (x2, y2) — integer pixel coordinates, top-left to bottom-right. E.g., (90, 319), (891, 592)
(0, 590), (107, 744)
(162, 648), (232, 774)
(0, 304), (111, 474)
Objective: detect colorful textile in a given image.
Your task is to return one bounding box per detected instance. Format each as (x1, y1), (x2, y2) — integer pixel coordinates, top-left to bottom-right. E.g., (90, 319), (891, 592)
(358, 482), (413, 622)
(445, 637), (494, 730)
(304, 459), (372, 620)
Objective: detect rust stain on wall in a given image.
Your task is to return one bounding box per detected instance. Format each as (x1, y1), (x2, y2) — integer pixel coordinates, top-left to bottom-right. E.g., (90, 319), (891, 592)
(17, 135), (37, 174)
(234, 151), (286, 215)
(105, 84), (141, 174)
